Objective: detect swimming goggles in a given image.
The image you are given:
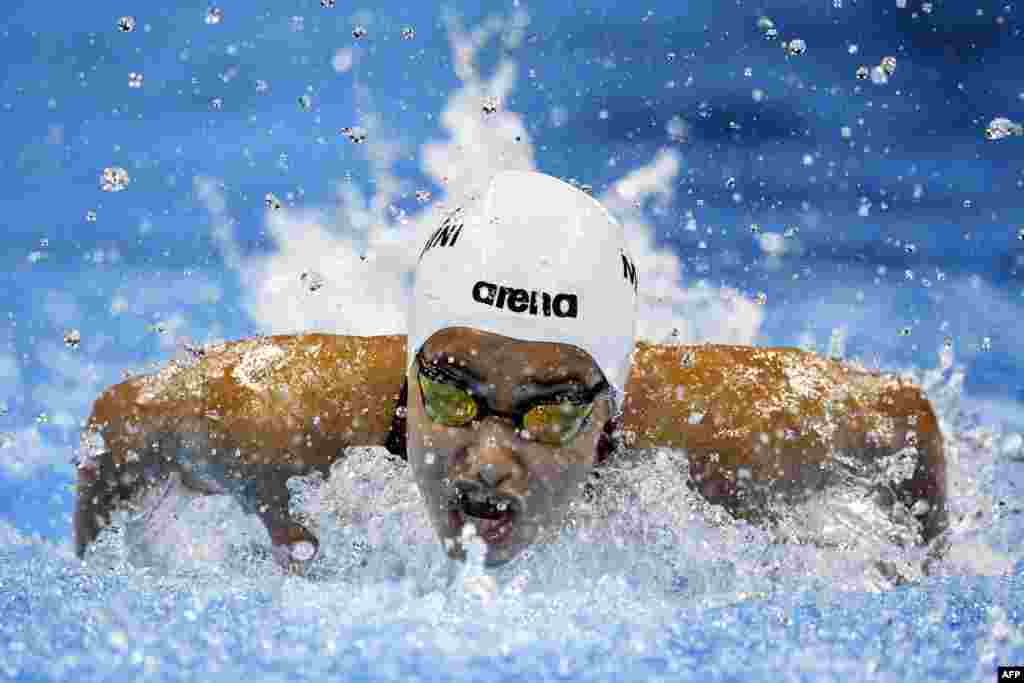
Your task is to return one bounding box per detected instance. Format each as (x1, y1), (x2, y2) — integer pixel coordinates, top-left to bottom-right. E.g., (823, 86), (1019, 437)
(415, 350), (608, 445)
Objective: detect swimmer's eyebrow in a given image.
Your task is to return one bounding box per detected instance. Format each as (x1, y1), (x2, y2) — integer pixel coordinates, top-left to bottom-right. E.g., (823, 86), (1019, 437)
(423, 352), (592, 401)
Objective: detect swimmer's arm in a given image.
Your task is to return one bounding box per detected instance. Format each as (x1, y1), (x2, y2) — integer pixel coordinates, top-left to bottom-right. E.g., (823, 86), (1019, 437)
(74, 333), (407, 567)
(620, 342), (946, 543)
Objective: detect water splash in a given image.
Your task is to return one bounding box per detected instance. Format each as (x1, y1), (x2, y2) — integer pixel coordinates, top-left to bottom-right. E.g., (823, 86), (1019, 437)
(22, 349), (1024, 680)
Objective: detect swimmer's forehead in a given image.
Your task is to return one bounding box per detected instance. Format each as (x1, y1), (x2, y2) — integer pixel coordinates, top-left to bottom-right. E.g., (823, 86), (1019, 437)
(420, 327), (603, 386)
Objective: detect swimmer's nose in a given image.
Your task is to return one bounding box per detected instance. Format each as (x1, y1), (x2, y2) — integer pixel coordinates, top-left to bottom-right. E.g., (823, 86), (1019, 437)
(479, 463), (499, 488)
(461, 453), (525, 493)
(455, 422), (527, 494)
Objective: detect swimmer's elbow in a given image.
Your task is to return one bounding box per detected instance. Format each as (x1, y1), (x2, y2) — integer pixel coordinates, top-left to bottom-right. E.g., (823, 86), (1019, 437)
(919, 424), (948, 544)
(73, 449), (115, 559)
(902, 386), (948, 544)
(73, 382), (149, 559)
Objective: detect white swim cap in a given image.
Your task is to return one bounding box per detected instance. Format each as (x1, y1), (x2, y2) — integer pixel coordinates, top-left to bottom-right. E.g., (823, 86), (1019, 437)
(408, 170), (639, 411)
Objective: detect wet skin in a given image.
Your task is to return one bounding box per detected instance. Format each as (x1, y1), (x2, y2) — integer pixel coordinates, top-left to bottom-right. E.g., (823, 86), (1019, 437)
(75, 331), (948, 574)
(407, 327), (612, 566)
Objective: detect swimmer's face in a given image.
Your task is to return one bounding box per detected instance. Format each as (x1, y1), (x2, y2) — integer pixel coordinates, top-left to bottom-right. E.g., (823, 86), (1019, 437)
(407, 327), (611, 566)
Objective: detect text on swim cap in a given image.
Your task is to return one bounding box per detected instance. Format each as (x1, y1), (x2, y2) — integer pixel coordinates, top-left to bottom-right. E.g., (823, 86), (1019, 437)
(419, 209), (464, 262)
(471, 281), (578, 318)
(621, 253), (638, 294)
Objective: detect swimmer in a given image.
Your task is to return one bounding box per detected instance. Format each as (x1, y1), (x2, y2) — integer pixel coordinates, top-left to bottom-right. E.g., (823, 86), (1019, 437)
(75, 171), (948, 573)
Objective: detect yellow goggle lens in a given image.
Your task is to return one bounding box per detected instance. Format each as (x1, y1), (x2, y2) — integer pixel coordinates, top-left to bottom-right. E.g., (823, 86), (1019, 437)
(418, 370), (597, 444)
(522, 402), (594, 445)
(418, 374), (478, 426)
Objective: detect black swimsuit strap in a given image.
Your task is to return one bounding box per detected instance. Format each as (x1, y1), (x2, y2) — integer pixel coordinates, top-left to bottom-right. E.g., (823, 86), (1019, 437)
(383, 378), (409, 460)
(595, 413), (622, 467)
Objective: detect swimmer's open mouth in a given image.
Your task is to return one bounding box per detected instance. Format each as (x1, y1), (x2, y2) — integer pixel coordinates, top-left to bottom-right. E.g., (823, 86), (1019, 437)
(448, 489), (521, 545)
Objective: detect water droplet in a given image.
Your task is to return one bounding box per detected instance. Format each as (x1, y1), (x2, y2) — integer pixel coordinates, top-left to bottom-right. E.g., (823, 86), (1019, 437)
(36, 412), (49, 424)
(986, 117), (1023, 141)
(100, 167), (130, 192)
(352, 25), (368, 39)
(205, 7), (224, 25)
(85, 210), (97, 222)
(63, 329), (82, 349)
(667, 115), (689, 142)
(725, 177), (736, 189)
(757, 16), (775, 33)
(921, 2), (933, 14)
(401, 26), (416, 40)
(289, 541), (317, 561)
(118, 16), (136, 33)
(785, 39), (807, 56)
(910, 499), (930, 517)
(828, 328), (846, 359)
(264, 193), (282, 210)
(981, 336), (992, 351)
(128, 72), (143, 89)
(340, 126), (367, 143)
(210, 97), (224, 110)
(298, 94), (313, 111)
(300, 270), (325, 293)
(320, 0), (336, 8)
(256, 79), (269, 93)
(749, 223), (761, 234)
(899, 326), (912, 337)
(870, 66), (888, 85)
(856, 65), (870, 80)
(415, 190), (432, 203)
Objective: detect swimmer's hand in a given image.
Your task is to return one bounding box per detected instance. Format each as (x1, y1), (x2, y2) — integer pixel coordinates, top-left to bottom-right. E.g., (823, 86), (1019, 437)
(75, 333), (406, 574)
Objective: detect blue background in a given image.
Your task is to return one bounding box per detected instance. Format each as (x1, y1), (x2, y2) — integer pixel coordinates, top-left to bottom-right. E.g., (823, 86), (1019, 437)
(2, 1), (1024, 681)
